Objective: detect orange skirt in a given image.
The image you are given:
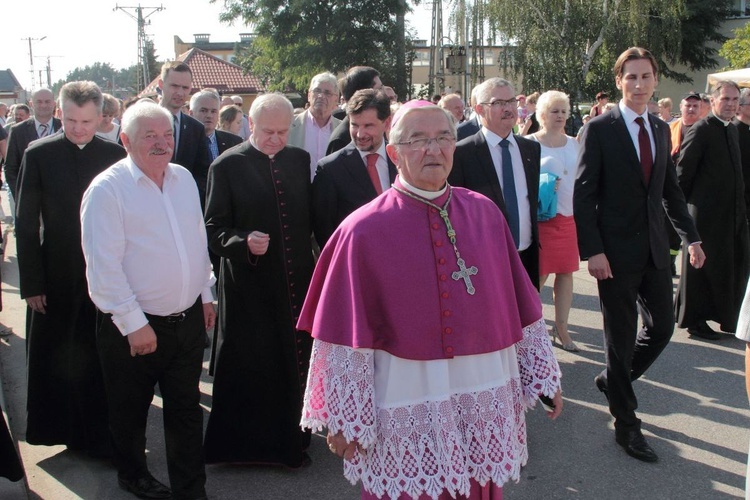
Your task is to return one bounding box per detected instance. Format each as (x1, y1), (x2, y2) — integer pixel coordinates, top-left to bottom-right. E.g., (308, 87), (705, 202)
(538, 214), (579, 275)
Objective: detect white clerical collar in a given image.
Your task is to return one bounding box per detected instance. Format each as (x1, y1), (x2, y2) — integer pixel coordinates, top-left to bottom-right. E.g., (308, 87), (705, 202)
(249, 136), (275, 158)
(399, 175), (446, 200)
(712, 113), (731, 127)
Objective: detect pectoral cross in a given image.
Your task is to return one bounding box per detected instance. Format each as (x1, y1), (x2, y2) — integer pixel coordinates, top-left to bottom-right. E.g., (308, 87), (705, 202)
(452, 258), (478, 295)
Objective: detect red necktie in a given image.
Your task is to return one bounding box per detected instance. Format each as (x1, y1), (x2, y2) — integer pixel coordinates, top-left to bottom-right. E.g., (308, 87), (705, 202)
(366, 154), (383, 195)
(635, 117), (653, 186)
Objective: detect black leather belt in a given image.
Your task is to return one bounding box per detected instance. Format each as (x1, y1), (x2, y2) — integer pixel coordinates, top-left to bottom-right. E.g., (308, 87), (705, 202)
(145, 299), (200, 324)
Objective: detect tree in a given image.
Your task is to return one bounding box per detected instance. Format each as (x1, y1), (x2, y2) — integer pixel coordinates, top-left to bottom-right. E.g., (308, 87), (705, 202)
(481, 0), (732, 102)
(215, 0), (414, 99)
(719, 21), (750, 70)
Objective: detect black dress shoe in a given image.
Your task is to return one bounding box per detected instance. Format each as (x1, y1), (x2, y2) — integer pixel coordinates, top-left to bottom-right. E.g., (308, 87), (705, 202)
(687, 322), (721, 340)
(594, 374), (609, 402)
(118, 474), (172, 499)
(615, 430), (658, 463)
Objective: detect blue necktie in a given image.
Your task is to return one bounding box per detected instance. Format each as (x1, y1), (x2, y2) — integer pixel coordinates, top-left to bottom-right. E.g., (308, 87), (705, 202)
(208, 135), (219, 162)
(499, 139), (520, 248)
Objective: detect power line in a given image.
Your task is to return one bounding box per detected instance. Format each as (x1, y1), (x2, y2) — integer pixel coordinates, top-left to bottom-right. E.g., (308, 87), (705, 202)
(114, 4), (165, 92)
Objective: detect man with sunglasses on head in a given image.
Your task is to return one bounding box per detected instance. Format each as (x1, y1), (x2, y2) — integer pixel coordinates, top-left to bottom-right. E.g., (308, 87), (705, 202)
(289, 72), (342, 181)
(449, 77), (541, 289)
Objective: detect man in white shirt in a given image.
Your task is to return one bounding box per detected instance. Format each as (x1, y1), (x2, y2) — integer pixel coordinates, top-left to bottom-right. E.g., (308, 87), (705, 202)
(288, 72), (342, 181)
(81, 100), (215, 500)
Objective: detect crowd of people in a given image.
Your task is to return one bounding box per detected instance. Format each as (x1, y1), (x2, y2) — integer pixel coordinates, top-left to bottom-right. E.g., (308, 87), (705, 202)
(0, 44), (749, 499)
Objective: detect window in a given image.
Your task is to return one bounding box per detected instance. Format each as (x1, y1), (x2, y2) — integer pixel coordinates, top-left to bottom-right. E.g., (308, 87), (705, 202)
(731, 0), (750, 17)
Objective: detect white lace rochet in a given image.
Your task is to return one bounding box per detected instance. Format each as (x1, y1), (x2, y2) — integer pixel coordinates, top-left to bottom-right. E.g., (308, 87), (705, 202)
(301, 317), (560, 500)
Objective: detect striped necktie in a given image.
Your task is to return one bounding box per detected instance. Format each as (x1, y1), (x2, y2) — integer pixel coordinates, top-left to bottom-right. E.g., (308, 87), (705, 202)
(38, 123), (48, 138)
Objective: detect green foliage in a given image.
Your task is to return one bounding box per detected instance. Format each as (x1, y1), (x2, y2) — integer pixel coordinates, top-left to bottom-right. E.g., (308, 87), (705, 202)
(213, 0), (413, 97)
(720, 22), (750, 70)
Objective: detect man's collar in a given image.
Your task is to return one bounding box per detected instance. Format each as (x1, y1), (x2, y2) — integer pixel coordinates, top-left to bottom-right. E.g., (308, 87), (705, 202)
(711, 112), (731, 127)
(619, 101), (649, 124)
(481, 126), (517, 147)
(306, 109), (333, 128)
(126, 156), (176, 184)
(357, 140), (387, 161)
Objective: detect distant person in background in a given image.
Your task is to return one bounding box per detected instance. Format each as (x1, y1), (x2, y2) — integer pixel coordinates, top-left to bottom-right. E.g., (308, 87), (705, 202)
(520, 92), (540, 135)
(456, 85), (481, 140)
(699, 93), (711, 119)
(326, 66), (383, 155)
(96, 93), (122, 142)
(0, 103), (7, 128)
(230, 95), (251, 141)
(657, 97), (675, 123)
(589, 91), (608, 118)
(438, 93), (466, 124)
(218, 105), (244, 137)
(190, 90), (242, 162)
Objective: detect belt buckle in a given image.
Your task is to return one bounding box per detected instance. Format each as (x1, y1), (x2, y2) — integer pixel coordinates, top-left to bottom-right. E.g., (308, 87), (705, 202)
(166, 311), (187, 324)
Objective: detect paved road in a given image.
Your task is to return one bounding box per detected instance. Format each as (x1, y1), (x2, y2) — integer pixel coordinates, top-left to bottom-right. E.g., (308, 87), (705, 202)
(0, 191), (747, 498)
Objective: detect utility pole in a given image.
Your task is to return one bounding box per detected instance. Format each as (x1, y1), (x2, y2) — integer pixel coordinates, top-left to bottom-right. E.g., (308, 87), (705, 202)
(22, 36), (46, 90)
(36, 56), (62, 89)
(114, 4), (164, 92)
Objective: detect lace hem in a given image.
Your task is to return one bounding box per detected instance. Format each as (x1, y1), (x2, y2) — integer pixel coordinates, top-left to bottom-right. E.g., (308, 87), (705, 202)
(301, 340), (549, 499)
(516, 317), (562, 407)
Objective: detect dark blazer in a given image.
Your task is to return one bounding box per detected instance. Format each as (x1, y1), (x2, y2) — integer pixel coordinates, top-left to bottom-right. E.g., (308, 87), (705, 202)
(449, 130), (540, 288)
(456, 116), (481, 141)
(326, 116), (351, 156)
(312, 143), (397, 248)
(574, 105), (699, 273)
(215, 129), (243, 157)
(5, 117), (62, 199)
(174, 111), (211, 207)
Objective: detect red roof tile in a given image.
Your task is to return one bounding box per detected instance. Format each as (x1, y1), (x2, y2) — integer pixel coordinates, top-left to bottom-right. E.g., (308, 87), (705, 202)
(140, 48), (266, 96)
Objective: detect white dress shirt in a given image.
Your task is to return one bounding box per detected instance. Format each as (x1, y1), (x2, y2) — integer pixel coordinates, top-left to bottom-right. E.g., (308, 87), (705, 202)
(81, 157), (215, 335)
(304, 111), (335, 181)
(481, 127), (532, 251)
(357, 141), (390, 192)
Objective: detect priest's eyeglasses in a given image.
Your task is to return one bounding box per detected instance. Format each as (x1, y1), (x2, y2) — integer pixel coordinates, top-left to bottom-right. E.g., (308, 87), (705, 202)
(396, 135), (456, 151)
(481, 98), (518, 108)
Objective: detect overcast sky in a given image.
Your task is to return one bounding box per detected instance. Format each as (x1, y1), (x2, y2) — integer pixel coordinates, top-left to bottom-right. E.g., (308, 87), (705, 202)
(6, 0), (433, 91)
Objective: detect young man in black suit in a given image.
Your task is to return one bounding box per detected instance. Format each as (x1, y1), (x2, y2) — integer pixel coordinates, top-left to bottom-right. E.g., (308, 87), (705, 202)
(313, 89), (396, 249)
(158, 61), (211, 208)
(575, 47), (705, 463)
(449, 77), (541, 289)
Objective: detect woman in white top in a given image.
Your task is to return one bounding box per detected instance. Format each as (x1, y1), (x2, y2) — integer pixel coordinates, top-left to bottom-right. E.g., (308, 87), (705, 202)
(531, 90), (581, 352)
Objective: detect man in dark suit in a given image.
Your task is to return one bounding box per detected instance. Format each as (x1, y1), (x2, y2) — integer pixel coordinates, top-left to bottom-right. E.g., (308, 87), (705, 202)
(158, 61), (211, 207)
(313, 89), (396, 249)
(575, 47), (705, 463)
(5, 88), (62, 202)
(456, 85), (481, 141)
(189, 89), (242, 162)
(449, 78), (541, 289)
(326, 66), (383, 156)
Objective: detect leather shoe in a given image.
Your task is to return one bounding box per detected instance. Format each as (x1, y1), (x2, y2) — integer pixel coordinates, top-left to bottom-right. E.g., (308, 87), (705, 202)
(594, 374), (609, 402)
(687, 322), (721, 340)
(118, 474), (172, 499)
(615, 429), (658, 463)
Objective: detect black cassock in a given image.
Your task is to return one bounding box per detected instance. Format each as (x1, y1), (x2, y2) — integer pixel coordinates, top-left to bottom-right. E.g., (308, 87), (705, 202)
(16, 134), (126, 452)
(675, 115), (750, 332)
(204, 143), (314, 467)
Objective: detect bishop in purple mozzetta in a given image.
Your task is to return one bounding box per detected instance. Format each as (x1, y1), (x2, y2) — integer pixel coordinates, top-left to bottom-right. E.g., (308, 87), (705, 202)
(298, 101), (562, 500)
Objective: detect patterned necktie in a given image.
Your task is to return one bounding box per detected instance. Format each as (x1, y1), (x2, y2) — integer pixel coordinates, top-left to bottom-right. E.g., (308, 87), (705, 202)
(499, 139), (520, 248)
(366, 153), (383, 195)
(38, 123), (48, 138)
(172, 114), (179, 161)
(208, 134), (219, 162)
(635, 117), (653, 186)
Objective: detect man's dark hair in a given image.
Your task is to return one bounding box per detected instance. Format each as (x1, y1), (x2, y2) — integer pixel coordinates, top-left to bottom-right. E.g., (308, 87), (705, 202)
(15, 104), (30, 114)
(161, 61), (193, 81)
(711, 80), (740, 98)
(341, 66), (380, 101)
(346, 89), (391, 121)
(59, 81), (103, 110)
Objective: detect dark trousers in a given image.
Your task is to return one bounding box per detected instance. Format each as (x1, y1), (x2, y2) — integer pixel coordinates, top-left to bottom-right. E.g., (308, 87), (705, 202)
(597, 263), (674, 432)
(97, 299), (206, 500)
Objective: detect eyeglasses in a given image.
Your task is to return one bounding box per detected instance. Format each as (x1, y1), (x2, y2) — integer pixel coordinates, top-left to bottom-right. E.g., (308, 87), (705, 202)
(480, 98), (518, 108)
(311, 88), (336, 98)
(396, 135), (456, 151)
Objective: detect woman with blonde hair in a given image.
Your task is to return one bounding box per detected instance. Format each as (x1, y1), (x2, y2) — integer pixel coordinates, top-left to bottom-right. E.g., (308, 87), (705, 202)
(218, 104), (243, 136)
(530, 90), (581, 351)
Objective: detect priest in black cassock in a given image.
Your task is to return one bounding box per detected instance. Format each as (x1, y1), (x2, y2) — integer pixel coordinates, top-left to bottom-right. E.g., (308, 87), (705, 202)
(676, 80), (750, 339)
(203, 93), (315, 467)
(16, 81), (126, 454)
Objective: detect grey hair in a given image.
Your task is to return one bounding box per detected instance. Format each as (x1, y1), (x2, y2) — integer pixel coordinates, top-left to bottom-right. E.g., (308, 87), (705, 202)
(389, 105), (456, 145)
(190, 89), (221, 110)
(309, 72), (339, 94)
(740, 88), (750, 106)
(121, 100), (173, 137)
(711, 80), (741, 98)
(249, 93), (294, 125)
(475, 78), (514, 106)
(536, 90), (570, 119)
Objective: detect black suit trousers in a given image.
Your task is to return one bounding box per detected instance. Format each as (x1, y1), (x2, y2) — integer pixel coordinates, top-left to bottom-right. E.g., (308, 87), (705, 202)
(596, 263), (674, 432)
(97, 299), (206, 499)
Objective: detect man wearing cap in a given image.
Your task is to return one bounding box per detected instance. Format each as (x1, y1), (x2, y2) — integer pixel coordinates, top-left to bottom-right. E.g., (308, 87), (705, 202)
(312, 89), (396, 249)
(675, 80), (750, 340)
(299, 100), (561, 499)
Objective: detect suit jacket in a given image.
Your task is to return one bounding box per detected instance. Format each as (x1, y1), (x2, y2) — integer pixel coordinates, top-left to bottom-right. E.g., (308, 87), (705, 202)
(326, 116), (352, 156)
(457, 116), (481, 141)
(288, 111), (342, 150)
(214, 129), (243, 157)
(312, 143), (397, 248)
(5, 117), (62, 198)
(574, 105), (699, 273)
(173, 111), (211, 207)
(449, 130), (540, 288)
